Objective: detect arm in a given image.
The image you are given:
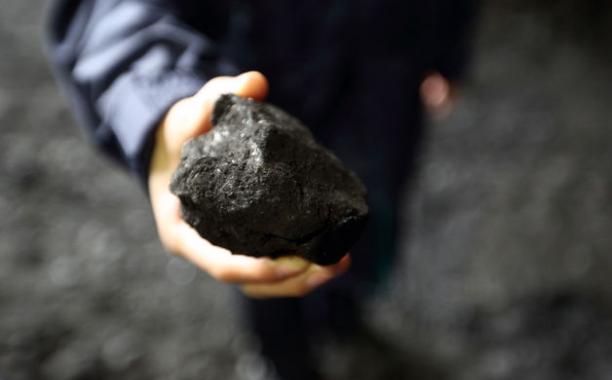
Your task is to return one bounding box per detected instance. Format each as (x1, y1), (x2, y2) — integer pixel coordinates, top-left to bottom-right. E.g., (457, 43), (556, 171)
(45, 0), (349, 297)
(45, 0), (229, 184)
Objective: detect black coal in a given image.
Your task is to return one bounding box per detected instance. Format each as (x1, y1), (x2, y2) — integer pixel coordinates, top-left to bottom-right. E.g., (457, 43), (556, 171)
(170, 95), (368, 265)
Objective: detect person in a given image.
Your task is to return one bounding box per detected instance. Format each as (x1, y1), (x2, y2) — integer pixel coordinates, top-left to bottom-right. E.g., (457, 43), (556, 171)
(46, 1), (476, 378)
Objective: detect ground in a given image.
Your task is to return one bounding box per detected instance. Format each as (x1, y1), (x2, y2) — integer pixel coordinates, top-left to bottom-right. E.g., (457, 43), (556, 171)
(1, 1), (612, 380)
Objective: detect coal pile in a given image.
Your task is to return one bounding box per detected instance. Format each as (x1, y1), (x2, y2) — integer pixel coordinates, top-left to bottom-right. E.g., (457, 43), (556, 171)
(171, 95), (369, 265)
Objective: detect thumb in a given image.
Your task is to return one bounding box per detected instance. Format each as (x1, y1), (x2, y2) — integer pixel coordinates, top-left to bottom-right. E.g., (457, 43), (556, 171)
(234, 71), (269, 101)
(161, 71), (269, 157)
(187, 71), (269, 136)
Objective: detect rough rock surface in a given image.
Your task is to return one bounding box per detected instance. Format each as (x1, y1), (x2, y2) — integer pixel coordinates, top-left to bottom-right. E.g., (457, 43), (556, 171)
(170, 95), (368, 265)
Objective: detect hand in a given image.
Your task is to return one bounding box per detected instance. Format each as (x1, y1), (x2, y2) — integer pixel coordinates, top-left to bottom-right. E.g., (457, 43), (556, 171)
(148, 71), (350, 298)
(420, 72), (458, 119)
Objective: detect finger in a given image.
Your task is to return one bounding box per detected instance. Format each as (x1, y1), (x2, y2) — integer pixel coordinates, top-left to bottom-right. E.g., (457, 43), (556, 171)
(241, 266), (316, 298)
(234, 71), (269, 101)
(187, 71), (269, 136)
(161, 72), (269, 155)
(240, 254), (351, 299)
(306, 254), (352, 287)
(173, 221), (310, 284)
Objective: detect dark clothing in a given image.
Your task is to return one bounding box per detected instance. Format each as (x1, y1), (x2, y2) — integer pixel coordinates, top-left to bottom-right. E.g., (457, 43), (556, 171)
(46, 1), (476, 378)
(46, 0), (475, 186)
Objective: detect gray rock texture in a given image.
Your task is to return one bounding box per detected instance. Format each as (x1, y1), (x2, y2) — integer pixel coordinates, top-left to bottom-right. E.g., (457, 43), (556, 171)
(170, 95), (368, 265)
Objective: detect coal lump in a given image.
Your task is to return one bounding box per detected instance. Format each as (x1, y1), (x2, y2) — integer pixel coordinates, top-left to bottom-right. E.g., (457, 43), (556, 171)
(170, 94), (368, 265)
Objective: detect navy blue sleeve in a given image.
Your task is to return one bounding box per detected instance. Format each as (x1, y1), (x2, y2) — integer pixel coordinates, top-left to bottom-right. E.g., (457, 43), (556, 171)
(45, 0), (238, 186)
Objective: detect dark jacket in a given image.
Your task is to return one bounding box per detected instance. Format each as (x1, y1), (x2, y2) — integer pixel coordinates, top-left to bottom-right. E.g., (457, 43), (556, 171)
(46, 0), (476, 186)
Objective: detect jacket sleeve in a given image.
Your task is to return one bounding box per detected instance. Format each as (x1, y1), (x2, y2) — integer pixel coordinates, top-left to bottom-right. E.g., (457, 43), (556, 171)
(45, 0), (239, 186)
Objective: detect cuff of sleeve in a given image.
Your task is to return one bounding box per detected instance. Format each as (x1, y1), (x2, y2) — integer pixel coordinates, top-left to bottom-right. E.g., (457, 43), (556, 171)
(98, 70), (206, 189)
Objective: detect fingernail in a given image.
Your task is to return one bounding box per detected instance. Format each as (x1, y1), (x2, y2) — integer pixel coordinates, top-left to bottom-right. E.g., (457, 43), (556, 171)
(275, 257), (309, 276)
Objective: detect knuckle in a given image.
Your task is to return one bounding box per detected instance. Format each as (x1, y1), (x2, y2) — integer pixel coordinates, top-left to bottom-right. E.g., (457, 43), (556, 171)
(255, 263), (279, 280)
(171, 97), (193, 116)
(212, 267), (235, 283)
(201, 77), (231, 96)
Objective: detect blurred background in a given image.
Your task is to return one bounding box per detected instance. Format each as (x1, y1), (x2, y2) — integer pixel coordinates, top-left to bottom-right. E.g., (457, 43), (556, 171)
(1, 1), (612, 379)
